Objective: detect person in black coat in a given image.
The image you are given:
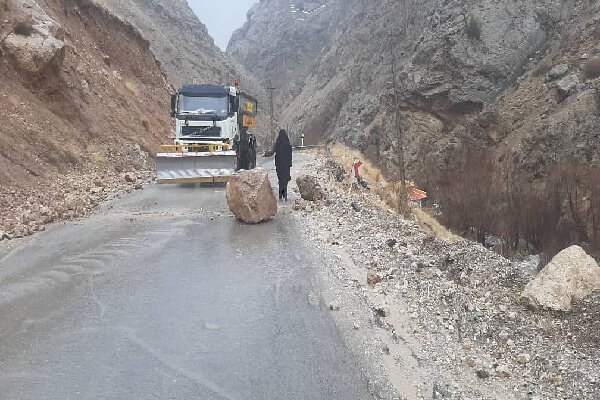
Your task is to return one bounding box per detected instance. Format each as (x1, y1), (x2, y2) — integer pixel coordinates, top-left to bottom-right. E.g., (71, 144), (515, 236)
(274, 129), (293, 200)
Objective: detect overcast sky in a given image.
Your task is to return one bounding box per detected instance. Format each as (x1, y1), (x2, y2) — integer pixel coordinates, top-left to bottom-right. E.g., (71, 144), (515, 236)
(188, 0), (257, 51)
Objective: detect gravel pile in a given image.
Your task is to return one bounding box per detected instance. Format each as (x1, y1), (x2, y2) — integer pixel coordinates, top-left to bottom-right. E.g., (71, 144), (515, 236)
(292, 153), (600, 400)
(0, 167), (152, 241)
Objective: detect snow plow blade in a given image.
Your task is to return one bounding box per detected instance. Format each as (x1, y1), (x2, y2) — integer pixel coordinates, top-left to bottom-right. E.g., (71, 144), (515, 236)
(156, 151), (237, 184)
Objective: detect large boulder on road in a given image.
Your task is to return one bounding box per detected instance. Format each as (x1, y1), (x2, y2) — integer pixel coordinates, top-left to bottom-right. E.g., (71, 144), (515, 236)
(296, 175), (325, 202)
(226, 168), (277, 224)
(521, 245), (600, 312)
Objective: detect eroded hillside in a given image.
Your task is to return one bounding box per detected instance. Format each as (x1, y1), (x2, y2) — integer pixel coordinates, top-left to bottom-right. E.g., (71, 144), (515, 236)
(0, 0), (172, 237)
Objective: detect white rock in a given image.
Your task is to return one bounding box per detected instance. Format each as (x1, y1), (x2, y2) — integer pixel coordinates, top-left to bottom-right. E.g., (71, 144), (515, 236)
(517, 354), (531, 364)
(499, 330), (509, 341)
(495, 365), (511, 378)
(521, 245), (600, 311)
(545, 64), (569, 81)
(556, 74), (580, 100)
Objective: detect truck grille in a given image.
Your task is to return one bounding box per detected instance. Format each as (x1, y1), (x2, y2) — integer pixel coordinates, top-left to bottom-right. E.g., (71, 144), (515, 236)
(181, 126), (222, 137)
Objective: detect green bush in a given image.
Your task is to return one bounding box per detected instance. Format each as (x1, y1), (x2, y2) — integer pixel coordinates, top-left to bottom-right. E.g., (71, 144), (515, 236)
(466, 15), (481, 40)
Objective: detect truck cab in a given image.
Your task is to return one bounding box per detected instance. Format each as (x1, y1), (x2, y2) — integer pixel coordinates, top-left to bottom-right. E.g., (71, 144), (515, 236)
(171, 85), (240, 147)
(156, 83), (258, 184)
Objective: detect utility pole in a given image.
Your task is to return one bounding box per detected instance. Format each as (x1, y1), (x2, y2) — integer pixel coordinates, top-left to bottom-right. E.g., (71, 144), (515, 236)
(389, 33), (406, 192)
(267, 79), (276, 149)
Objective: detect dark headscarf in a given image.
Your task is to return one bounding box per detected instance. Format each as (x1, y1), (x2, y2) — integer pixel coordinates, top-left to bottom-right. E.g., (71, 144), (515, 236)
(275, 129), (292, 169)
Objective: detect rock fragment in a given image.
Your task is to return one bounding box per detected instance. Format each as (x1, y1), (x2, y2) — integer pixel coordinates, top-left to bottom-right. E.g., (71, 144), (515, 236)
(545, 64), (569, 82)
(495, 365), (511, 378)
(296, 175), (325, 202)
(476, 369), (490, 379)
(367, 270), (382, 286)
(556, 74), (580, 101)
(517, 354), (531, 365)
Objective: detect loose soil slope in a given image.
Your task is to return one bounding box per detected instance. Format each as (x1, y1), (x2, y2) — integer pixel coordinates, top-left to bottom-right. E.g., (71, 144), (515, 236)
(0, 0), (172, 238)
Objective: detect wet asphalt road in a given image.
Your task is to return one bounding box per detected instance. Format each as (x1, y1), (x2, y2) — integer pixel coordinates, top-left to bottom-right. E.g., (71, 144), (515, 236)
(0, 155), (373, 400)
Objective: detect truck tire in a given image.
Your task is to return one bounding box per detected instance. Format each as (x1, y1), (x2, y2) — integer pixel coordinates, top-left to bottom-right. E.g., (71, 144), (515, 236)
(236, 133), (256, 171)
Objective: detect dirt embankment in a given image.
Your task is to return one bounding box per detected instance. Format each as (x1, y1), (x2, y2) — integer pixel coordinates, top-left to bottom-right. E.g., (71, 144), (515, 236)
(0, 0), (172, 238)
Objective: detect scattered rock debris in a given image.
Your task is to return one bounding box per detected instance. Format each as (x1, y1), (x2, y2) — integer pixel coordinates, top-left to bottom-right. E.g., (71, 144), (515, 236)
(292, 152), (600, 400)
(0, 169), (151, 242)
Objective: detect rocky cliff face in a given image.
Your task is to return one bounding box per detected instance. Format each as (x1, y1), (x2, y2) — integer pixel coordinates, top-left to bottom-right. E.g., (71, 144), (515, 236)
(228, 0), (599, 180)
(95, 0), (263, 96)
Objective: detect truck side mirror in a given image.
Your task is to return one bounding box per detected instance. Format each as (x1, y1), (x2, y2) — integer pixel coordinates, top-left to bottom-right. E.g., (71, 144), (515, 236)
(170, 94), (177, 117)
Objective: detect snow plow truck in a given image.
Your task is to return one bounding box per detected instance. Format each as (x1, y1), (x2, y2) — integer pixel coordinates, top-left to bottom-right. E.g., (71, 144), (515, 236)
(156, 81), (258, 183)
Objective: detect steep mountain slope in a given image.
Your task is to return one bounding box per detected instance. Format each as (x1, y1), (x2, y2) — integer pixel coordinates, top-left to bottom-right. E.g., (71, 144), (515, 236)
(229, 0), (600, 255)
(95, 0), (264, 96)
(228, 0), (600, 179)
(0, 0), (172, 237)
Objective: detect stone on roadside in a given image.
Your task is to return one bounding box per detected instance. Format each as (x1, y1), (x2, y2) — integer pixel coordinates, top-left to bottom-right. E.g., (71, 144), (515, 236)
(552, 376), (564, 387)
(521, 245), (600, 312)
(476, 369), (490, 379)
(226, 168), (277, 224)
(495, 365), (511, 378)
(329, 301), (340, 311)
(517, 354), (531, 365)
(296, 175), (325, 202)
(367, 270), (382, 286)
(373, 303), (390, 317)
(0, 231), (9, 241)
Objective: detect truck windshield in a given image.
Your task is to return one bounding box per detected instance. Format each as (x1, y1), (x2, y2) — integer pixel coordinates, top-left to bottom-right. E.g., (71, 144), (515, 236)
(178, 95), (229, 117)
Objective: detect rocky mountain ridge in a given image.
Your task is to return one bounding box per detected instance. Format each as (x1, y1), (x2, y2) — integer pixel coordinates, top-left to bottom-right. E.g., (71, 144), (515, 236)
(95, 0), (265, 97)
(228, 0), (599, 180)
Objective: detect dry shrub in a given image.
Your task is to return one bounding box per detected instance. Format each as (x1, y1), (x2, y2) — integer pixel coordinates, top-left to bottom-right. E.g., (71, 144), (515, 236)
(414, 208), (463, 243)
(435, 145), (600, 258)
(13, 21), (34, 36)
(583, 57), (600, 80)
